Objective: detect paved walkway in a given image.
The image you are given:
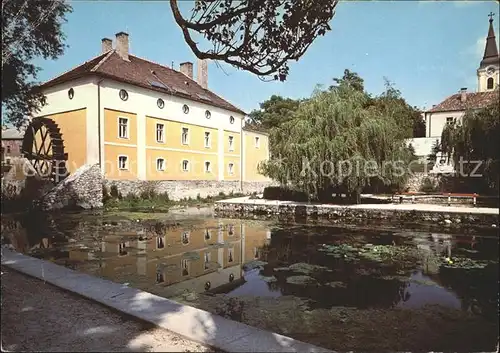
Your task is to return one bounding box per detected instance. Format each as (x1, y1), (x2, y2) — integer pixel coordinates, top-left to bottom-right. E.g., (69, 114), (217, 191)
(216, 196), (499, 215)
(0, 266), (212, 352)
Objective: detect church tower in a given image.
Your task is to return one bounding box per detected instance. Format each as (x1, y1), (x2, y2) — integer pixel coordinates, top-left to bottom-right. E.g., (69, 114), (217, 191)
(477, 13), (500, 92)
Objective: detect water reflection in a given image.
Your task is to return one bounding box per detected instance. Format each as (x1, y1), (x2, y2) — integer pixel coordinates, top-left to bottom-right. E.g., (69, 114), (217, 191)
(1, 213), (498, 318)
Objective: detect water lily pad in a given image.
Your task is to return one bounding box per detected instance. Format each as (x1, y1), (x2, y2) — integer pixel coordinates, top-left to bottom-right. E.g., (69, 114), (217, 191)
(324, 281), (347, 289)
(260, 275), (278, 283)
(288, 262), (329, 275)
(286, 275), (318, 286)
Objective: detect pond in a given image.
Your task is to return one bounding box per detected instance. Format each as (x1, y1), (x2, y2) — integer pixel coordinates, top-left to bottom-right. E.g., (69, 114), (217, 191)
(1, 211), (498, 352)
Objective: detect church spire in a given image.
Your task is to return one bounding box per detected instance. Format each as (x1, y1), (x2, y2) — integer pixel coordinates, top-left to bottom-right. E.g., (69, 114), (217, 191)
(481, 12), (499, 67)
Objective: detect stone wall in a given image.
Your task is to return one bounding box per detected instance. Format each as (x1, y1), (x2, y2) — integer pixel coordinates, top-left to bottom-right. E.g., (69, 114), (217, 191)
(405, 172), (440, 193)
(104, 179), (276, 201)
(39, 164), (103, 211)
(214, 201), (499, 227)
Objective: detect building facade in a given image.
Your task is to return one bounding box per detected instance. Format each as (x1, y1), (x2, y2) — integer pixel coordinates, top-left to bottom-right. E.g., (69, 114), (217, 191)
(409, 15), (499, 171)
(33, 32), (271, 194)
(1, 126), (25, 179)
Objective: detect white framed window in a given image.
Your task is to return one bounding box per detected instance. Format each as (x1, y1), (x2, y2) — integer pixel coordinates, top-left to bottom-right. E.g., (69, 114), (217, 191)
(156, 236), (165, 249)
(156, 271), (165, 283)
(182, 159), (190, 172)
(119, 241), (130, 256)
(181, 231), (190, 245)
(156, 123), (165, 143)
(156, 158), (165, 171)
(204, 131), (211, 148)
(204, 161), (211, 173)
(204, 252), (211, 270)
(446, 117), (453, 125)
(118, 117), (129, 139)
(228, 135), (234, 151)
(181, 259), (190, 276)
(228, 162), (234, 175)
(181, 127), (189, 145)
(118, 155), (128, 170)
(255, 136), (260, 148)
(228, 247), (234, 263)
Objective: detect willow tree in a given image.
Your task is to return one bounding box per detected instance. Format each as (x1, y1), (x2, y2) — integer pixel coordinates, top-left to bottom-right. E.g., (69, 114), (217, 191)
(441, 101), (500, 194)
(259, 84), (415, 202)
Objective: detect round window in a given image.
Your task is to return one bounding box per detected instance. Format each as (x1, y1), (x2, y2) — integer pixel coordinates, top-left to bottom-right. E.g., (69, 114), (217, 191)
(157, 98), (165, 109)
(119, 89), (128, 101)
(229, 116), (235, 124)
(182, 104), (189, 114)
(205, 110), (211, 119)
(68, 88), (74, 100)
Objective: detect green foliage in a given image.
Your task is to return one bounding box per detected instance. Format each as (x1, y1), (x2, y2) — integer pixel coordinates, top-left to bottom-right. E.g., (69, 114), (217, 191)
(171, 0), (338, 81)
(102, 185), (111, 204)
(263, 186), (309, 202)
(247, 95), (301, 130)
(259, 74), (416, 202)
(427, 139), (441, 164)
(440, 100), (500, 194)
(330, 69), (365, 92)
(109, 184), (120, 199)
(2, 0), (72, 128)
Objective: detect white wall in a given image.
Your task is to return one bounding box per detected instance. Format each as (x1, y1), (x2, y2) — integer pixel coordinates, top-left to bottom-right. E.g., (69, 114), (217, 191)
(407, 137), (440, 159)
(477, 67), (500, 92)
(36, 77), (100, 165)
(427, 111), (465, 138)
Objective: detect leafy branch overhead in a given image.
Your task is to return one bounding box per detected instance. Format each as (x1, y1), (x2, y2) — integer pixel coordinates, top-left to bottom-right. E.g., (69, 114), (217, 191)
(1, 0), (72, 128)
(170, 0), (338, 81)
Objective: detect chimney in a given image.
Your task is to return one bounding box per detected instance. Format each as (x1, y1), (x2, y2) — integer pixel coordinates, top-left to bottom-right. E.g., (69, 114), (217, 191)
(460, 87), (467, 102)
(197, 58), (208, 89)
(115, 32), (129, 61)
(179, 62), (193, 80)
(101, 38), (112, 54)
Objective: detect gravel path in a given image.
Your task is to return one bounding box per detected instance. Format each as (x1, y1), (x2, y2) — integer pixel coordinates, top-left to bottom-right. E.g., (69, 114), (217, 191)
(1, 266), (213, 352)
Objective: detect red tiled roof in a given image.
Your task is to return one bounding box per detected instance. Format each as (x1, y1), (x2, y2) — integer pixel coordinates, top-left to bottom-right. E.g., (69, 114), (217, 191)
(41, 51), (246, 115)
(428, 90), (499, 113)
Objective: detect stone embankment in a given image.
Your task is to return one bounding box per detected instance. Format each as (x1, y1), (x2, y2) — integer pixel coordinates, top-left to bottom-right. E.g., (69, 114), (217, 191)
(105, 180), (277, 201)
(214, 197), (499, 226)
(40, 164), (103, 211)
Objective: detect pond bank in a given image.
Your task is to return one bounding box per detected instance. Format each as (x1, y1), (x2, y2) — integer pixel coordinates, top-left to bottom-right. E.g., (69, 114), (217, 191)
(1, 250), (331, 353)
(214, 197), (499, 226)
(1, 266), (211, 352)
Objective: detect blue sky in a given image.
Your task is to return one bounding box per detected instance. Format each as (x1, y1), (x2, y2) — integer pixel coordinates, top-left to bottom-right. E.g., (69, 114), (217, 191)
(35, 0), (499, 113)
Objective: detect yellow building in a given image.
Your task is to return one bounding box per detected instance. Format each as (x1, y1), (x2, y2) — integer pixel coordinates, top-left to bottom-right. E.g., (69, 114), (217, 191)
(34, 32), (271, 194)
(65, 219), (272, 297)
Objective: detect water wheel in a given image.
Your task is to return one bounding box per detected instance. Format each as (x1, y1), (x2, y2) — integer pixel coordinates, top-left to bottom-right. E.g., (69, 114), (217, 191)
(22, 117), (68, 183)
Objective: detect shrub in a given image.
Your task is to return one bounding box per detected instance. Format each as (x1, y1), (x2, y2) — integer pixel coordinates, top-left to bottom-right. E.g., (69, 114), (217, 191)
(110, 184), (120, 199)
(420, 177), (439, 193)
(263, 186), (309, 202)
(102, 185), (111, 203)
